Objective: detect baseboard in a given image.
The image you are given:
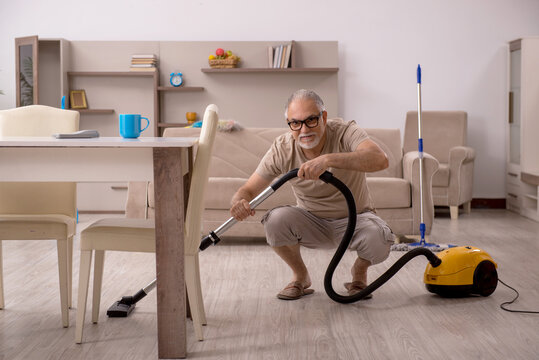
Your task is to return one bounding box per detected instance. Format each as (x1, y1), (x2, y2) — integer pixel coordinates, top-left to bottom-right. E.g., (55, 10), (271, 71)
(470, 198), (506, 209)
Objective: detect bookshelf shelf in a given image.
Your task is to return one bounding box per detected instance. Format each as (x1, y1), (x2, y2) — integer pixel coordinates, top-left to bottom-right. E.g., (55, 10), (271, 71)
(158, 122), (189, 128)
(521, 171), (539, 186)
(67, 71), (156, 77)
(157, 86), (205, 92)
(75, 109), (114, 114)
(201, 67), (339, 73)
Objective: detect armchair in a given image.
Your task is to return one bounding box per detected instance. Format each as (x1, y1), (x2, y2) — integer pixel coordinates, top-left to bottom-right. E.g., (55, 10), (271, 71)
(365, 128), (439, 236)
(403, 111), (475, 219)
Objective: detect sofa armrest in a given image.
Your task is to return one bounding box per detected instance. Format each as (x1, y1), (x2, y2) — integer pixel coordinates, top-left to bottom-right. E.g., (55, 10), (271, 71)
(449, 146), (475, 164)
(125, 181), (149, 219)
(402, 151), (439, 235)
(448, 146), (475, 206)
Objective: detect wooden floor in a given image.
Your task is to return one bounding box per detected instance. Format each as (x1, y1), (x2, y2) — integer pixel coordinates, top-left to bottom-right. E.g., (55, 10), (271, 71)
(1, 209), (538, 359)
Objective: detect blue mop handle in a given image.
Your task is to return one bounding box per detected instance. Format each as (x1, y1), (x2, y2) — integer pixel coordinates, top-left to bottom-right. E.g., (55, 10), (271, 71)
(417, 64), (425, 244)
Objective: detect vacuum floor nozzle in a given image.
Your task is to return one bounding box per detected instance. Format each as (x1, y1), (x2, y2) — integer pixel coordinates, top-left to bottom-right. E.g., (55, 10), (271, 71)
(107, 300), (136, 317)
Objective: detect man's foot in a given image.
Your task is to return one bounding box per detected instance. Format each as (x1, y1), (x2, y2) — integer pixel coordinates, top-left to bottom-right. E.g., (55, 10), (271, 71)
(277, 281), (315, 300)
(344, 281), (373, 299)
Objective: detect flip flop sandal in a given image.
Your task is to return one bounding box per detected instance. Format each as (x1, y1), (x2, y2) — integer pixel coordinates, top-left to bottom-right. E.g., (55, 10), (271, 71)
(344, 281), (373, 299)
(277, 281), (315, 300)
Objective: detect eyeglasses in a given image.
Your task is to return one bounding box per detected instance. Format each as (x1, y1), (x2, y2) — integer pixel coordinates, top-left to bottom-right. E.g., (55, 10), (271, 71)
(287, 113), (322, 131)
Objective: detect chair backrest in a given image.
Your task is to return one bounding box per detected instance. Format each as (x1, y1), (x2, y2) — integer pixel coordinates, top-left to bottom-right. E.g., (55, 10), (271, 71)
(176, 105), (219, 255)
(0, 105), (79, 217)
(403, 111), (467, 164)
(364, 128), (403, 178)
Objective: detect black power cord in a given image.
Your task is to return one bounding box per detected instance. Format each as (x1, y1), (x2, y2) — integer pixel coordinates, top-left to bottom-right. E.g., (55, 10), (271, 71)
(498, 278), (539, 314)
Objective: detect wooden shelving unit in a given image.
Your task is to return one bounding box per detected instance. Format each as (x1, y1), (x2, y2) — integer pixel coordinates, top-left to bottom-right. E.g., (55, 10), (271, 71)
(23, 38), (339, 212)
(507, 38), (539, 222)
(201, 67), (339, 73)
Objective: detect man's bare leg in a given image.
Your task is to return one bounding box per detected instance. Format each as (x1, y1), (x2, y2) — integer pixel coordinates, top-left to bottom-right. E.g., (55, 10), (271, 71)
(343, 256), (373, 297)
(351, 256), (371, 285)
(272, 244), (311, 289)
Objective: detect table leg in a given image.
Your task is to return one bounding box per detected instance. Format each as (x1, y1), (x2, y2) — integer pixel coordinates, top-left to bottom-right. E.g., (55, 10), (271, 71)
(153, 147), (186, 359)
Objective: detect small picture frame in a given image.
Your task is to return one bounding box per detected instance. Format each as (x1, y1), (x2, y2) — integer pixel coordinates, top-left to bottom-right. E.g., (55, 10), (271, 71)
(69, 90), (88, 109)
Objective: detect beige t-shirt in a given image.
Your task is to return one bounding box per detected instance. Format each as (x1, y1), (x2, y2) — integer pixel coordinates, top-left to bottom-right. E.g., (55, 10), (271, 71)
(255, 118), (375, 219)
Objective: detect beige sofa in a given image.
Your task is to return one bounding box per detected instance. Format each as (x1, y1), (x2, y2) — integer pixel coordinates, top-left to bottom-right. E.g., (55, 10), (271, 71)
(126, 121), (439, 237)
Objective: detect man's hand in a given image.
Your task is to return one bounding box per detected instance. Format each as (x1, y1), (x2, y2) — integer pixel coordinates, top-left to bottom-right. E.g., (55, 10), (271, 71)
(297, 155), (329, 180)
(230, 199), (255, 221)
(229, 173), (271, 221)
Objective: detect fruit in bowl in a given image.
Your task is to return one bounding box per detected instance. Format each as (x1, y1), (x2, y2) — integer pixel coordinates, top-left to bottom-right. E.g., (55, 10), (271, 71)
(208, 48), (241, 68)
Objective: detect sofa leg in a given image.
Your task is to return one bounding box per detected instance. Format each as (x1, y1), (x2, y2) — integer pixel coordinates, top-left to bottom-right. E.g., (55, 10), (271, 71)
(463, 201), (471, 214)
(450, 206), (459, 220)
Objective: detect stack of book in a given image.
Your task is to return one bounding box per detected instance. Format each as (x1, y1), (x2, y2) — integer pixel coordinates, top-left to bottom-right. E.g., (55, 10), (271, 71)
(268, 41), (294, 69)
(130, 54), (158, 72)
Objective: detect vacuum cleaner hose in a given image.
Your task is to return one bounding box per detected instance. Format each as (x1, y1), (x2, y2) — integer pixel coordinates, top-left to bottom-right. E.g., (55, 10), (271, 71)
(307, 171), (443, 303)
(325, 247), (441, 303)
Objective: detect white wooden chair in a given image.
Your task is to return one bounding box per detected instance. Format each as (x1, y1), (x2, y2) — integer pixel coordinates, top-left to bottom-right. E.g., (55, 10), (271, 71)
(0, 105), (79, 328)
(75, 104), (219, 343)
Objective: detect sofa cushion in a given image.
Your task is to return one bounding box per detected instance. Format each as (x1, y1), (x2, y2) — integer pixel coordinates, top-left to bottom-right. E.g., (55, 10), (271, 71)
(366, 177), (410, 209)
(364, 128), (403, 178)
(432, 163), (450, 187)
(164, 127), (288, 178)
(203, 177), (296, 210)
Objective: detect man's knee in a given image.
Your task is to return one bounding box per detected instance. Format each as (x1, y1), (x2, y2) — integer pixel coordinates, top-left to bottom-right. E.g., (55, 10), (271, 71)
(350, 217), (393, 265)
(262, 206), (300, 247)
(262, 206), (295, 227)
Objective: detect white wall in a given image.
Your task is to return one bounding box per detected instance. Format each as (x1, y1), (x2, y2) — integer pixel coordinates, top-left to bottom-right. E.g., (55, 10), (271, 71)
(1, 0), (539, 199)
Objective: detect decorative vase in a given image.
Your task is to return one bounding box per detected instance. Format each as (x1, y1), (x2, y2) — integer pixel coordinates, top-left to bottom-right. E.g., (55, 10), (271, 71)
(186, 112), (197, 124)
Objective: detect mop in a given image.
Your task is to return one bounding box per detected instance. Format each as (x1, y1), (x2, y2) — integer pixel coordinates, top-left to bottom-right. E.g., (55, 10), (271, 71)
(391, 65), (456, 252)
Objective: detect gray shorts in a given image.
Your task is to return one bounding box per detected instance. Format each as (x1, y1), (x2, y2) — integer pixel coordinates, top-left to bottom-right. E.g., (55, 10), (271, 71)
(261, 206), (394, 265)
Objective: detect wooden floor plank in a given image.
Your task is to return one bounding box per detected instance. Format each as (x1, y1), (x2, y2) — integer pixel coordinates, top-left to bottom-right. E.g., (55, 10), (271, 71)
(0, 209), (538, 359)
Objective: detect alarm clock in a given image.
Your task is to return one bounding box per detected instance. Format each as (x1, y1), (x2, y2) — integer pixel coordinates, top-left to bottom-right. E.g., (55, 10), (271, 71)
(170, 72), (183, 87)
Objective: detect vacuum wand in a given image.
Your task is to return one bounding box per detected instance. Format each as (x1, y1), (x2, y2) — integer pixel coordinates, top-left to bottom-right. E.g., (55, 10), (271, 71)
(108, 169), (302, 317)
(199, 186), (275, 250)
(199, 169), (299, 251)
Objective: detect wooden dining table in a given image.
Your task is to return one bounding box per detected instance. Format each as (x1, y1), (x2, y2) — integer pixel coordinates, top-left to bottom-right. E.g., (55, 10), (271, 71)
(0, 136), (198, 359)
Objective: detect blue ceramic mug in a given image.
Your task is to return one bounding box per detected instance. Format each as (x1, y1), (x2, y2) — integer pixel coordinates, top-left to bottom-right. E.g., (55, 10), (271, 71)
(119, 114), (150, 138)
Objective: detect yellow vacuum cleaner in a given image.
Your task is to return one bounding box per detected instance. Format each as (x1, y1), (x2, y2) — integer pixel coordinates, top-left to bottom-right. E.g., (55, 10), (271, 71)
(424, 246), (498, 297)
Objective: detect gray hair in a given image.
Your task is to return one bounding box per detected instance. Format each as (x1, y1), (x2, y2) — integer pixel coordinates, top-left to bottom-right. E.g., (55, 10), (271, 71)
(284, 89), (326, 119)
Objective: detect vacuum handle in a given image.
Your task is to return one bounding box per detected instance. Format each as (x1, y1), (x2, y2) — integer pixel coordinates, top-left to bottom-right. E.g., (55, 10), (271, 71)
(270, 168), (299, 190)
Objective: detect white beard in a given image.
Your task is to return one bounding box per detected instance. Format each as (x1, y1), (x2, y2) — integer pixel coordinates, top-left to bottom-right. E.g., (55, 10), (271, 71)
(298, 132), (320, 150)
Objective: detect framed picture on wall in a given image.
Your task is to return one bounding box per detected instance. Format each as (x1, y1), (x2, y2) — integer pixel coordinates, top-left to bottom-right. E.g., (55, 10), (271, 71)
(69, 90), (88, 109)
